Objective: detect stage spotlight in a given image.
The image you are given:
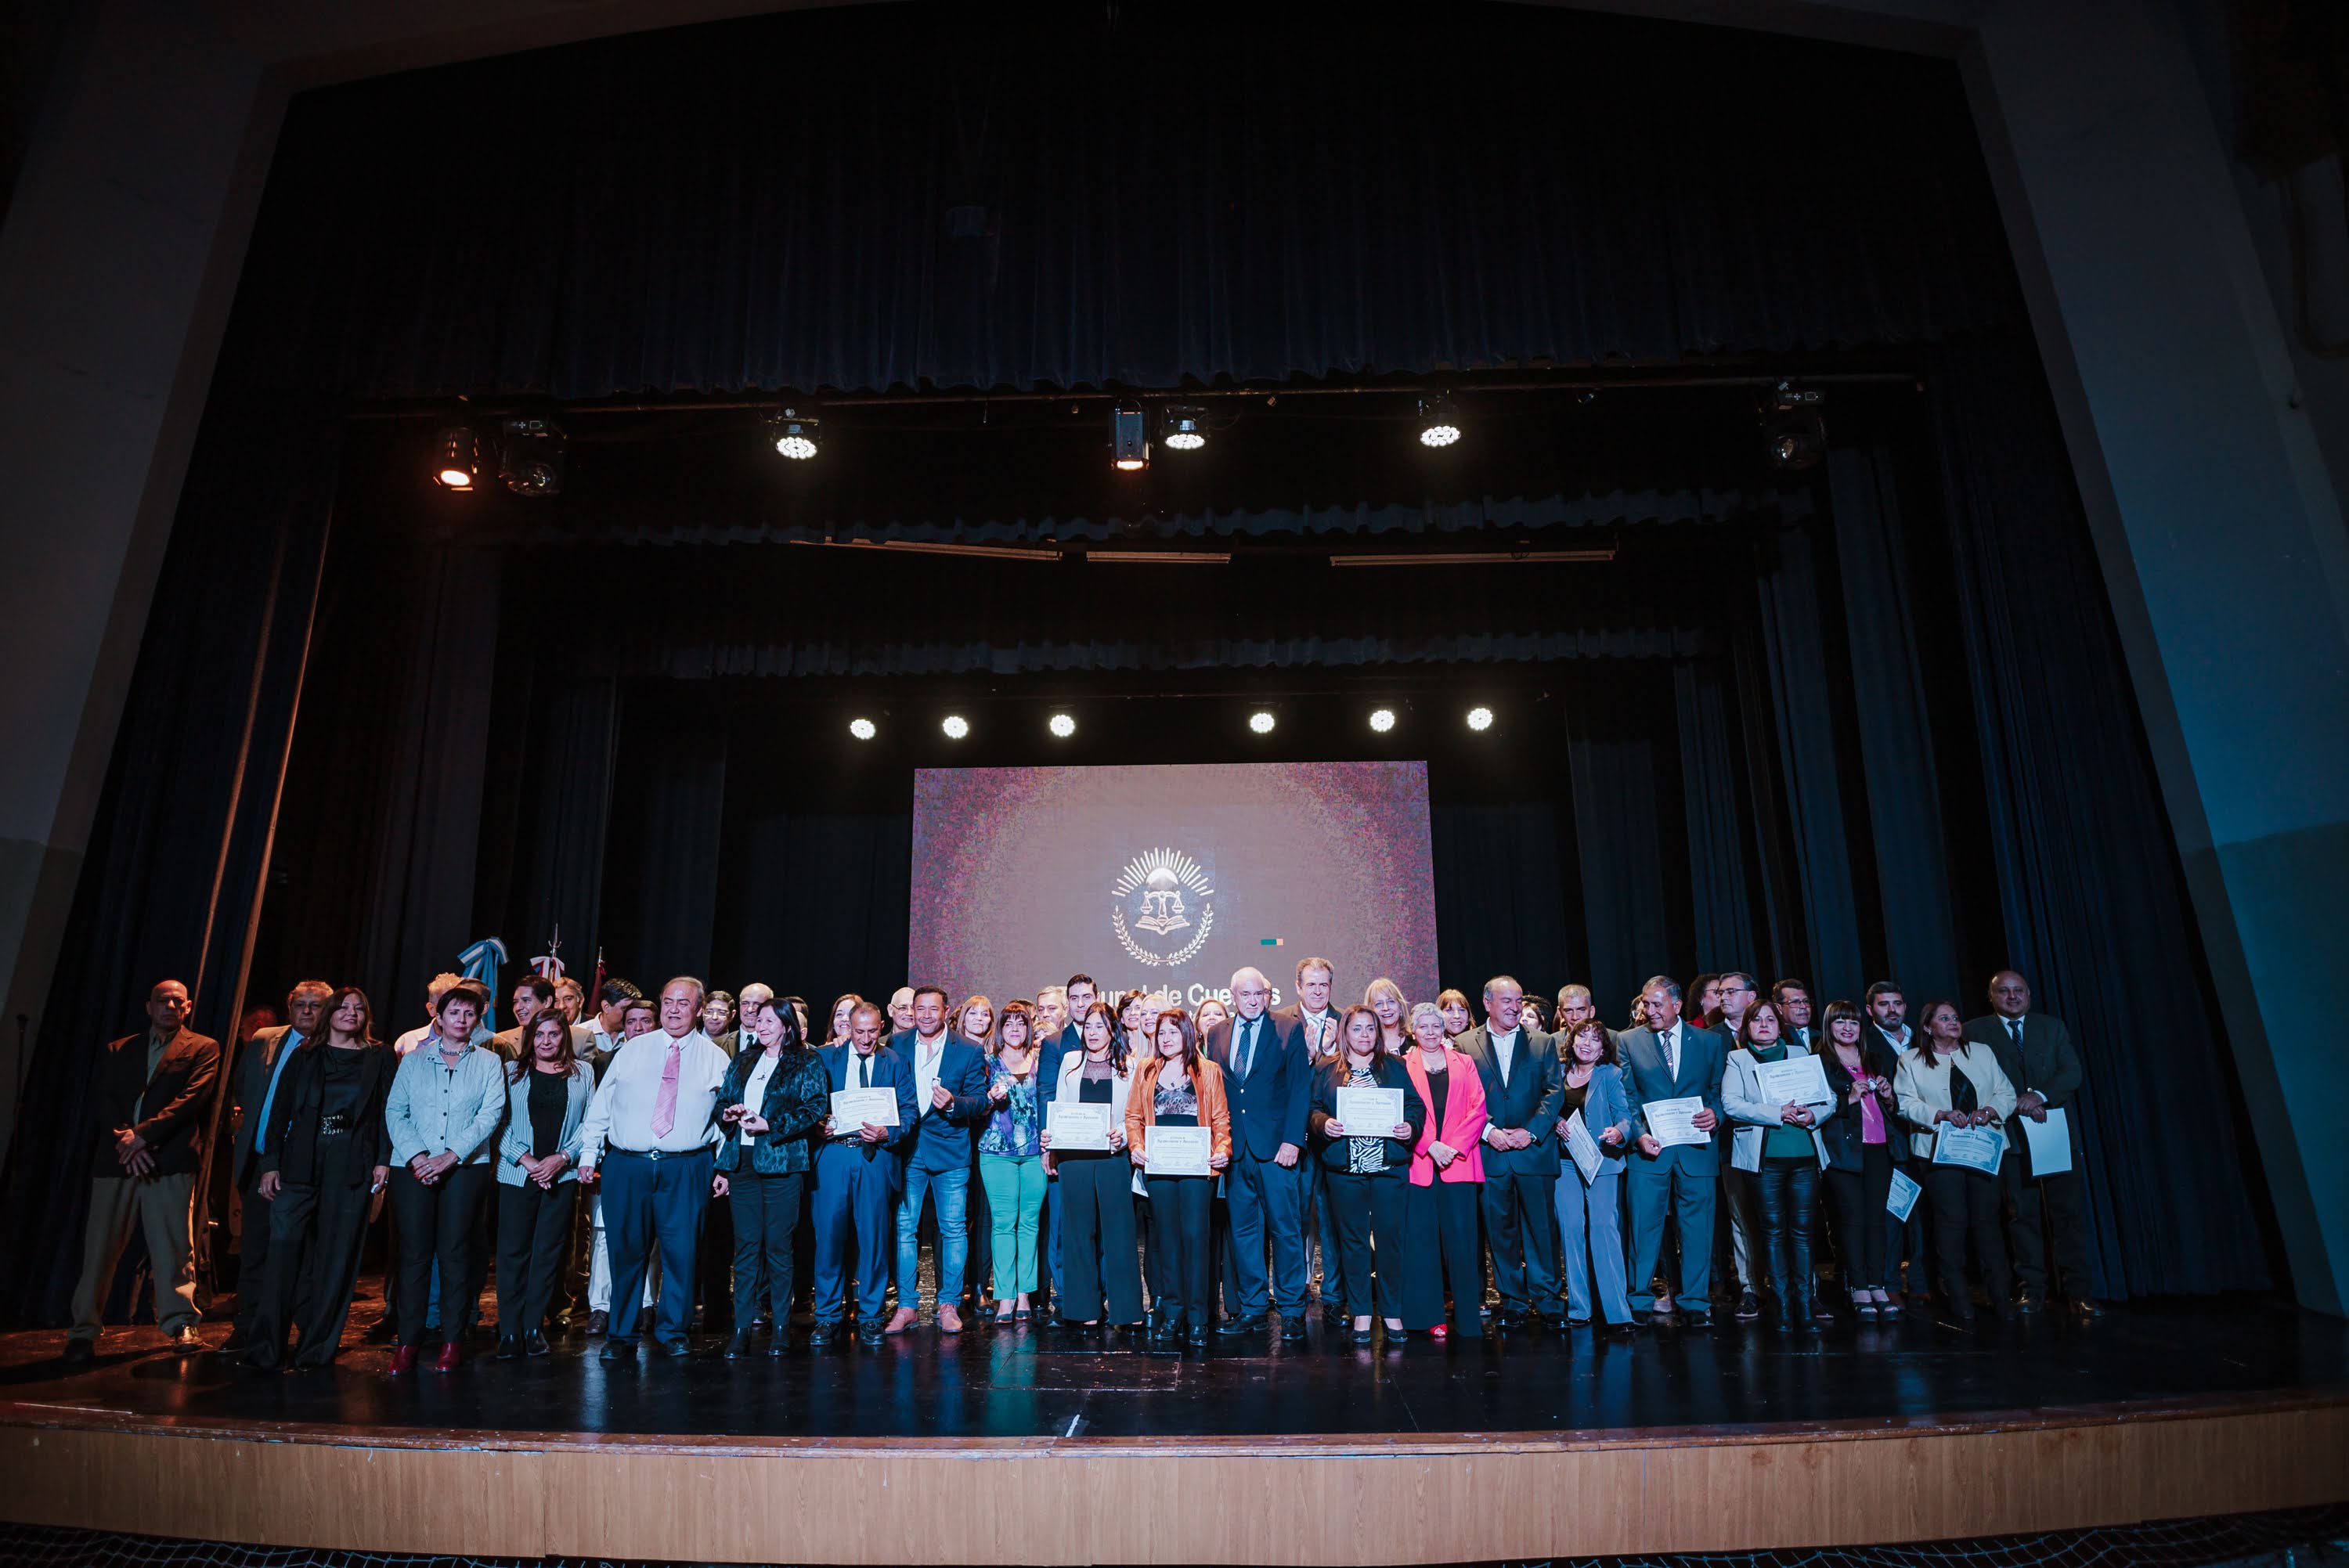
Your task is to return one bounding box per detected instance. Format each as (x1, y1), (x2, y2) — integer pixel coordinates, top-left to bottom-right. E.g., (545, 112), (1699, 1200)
(1248, 711), (1276, 735)
(1111, 404), (1149, 470)
(496, 416), (566, 496)
(848, 717), (877, 741)
(942, 714), (971, 740)
(1369, 708), (1397, 734)
(1466, 706), (1495, 731)
(1416, 391), (1461, 449)
(432, 427), (481, 490)
(1160, 406), (1207, 451)
(1048, 712), (1077, 738)
(1761, 380), (1825, 470)
(772, 407), (821, 461)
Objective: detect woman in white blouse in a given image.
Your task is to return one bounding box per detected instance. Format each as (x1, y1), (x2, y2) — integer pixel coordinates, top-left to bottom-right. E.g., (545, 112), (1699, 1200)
(1894, 999), (2018, 1326)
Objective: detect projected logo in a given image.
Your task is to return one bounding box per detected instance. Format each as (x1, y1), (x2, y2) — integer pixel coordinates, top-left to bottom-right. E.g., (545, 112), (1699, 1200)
(1110, 848), (1216, 968)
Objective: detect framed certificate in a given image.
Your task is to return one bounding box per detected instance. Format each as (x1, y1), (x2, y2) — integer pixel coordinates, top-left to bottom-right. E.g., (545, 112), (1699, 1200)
(1045, 1101), (1110, 1152)
(829, 1087), (901, 1130)
(1333, 1085), (1405, 1134)
(1144, 1123), (1212, 1177)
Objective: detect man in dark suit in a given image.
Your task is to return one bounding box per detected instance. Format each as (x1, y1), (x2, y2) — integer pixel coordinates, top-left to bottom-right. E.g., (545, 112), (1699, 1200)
(1035, 973), (1097, 1314)
(1456, 975), (1566, 1329)
(1618, 975), (1728, 1327)
(64, 979), (222, 1365)
(222, 979), (332, 1352)
(886, 985), (990, 1333)
(1204, 965), (1312, 1339)
(1271, 956), (1346, 1321)
(1966, 971), (2100, 1317)
(812, 1003), (919, 1348)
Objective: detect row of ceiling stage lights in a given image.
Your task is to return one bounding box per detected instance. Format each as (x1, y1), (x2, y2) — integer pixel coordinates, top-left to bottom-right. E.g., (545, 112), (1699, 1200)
(846, 705), (1497, 742)
(428, 382), (1826, 493)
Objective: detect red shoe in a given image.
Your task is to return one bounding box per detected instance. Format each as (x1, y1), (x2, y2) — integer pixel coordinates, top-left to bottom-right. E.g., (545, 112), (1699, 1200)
(431, 1343), (462, 1373)
(1427, 1324), (1449, 1340)
(388, 1345), (418, 1376)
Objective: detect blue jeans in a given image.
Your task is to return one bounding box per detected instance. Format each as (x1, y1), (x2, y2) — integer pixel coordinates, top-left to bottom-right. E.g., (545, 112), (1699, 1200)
(897, 1161), (970, 1310)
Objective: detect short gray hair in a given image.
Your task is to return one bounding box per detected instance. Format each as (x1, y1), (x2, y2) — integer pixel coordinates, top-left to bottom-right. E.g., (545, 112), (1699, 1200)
(1409, 1001), (1446, 1030)
(662, 975), (708, 1010)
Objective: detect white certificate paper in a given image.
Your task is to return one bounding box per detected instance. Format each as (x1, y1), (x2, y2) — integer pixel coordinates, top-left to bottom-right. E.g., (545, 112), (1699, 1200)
(1755, 1053), (1835, 1112)
(829, 1087), (900, 1130)
(1045, 1101), (1110, 1152)
(1644, 1096), (1709, 1148)
(1564, 1108), (1604, 1184)
(1886, 1168), (1922, 1222)
(2019, 1108), (2072, 1177)
(1334, 1086), (1405, 1134)
(1931, 1122), (2008, 1176)
(1144, 1123), (1212, 1177)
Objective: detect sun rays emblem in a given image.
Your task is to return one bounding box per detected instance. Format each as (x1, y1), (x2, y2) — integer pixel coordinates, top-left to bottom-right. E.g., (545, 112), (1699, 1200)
(1110, 848), (1215, 968)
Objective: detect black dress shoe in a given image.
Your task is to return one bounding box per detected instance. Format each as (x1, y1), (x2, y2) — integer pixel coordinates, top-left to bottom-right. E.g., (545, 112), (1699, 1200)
(1185, 1323), (1208, 1346)
(1496, 1308), (1533, 1329)
(724, 1330), (754, 1358)
(2069, 1297), (2105, 1319)
(1564, 1317), (1589, 1330)
(857, 1325), (885, 1349)
(496, 1336), (521, 1361)
(599, 1339), (635, 1362)
(526, 1332), (550, 1357)
(1280, 1316), (1307, 1342)
(1217, 1314), (1266, 1336)
(219, 1328), (252, 1354)
(809, 1324), (846, 1350)
(767, 1332), (789, 1357)
(1629, 1308), (1653, 1328)
(1350, 1325), (1374, 1345)
(1736, 1290), (1762, 1321)
(61, 1337), (95, 1368)
(1322, 1303), (1349, 1327)
(1681, 1309), (1712, 1328)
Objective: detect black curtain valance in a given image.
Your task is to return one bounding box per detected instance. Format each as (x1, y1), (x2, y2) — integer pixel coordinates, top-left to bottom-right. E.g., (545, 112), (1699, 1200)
(233, 0), (2022, 398)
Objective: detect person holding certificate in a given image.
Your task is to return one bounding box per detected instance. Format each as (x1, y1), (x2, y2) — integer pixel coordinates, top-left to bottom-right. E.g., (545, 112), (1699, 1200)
(1125, 1007), (1232, 1346)
(1552, 1018), (1638, 1332)
(1817, 999), (1904, 1320)
(1723, 1000), (1836, 1335)
(1308, 1006), (1421, 1344)
(1618, 976), (1728, 1326)
(1894, 1000), (2018, 1327)
(811, 1003), (918, 1348)
(1400, 1001), (1487, 1339)
(1965, 971), (2099, 1318)
(1048, 1003), (1142, 1330)
(713, 993), (828, 1357)
(977, 1000), (1048, 1323)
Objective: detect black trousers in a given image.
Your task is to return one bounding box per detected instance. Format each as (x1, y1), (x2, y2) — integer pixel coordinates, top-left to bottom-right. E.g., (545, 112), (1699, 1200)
(496, 1179), (579, 1339)
(250, 1176), (373, 1368)
(1925, 1165), (2011, 1314)
(2001, 1155), (2091, 1299)
(1823, 1145), (1896, 1292)
(728, 1170), (805, 1328)
(1056, 1154), (1142, 1324)
(1401, 1179), (1483, 1333)
(1325, 1167), (1408, 1320)
(1753, 1156), (1818, 1314)
(233, 1176), (273, 1333)
(391, 1165), (490, 1346)
(1480, 1168), (1561, 1313)
(1143, 1175), (1214, 1329)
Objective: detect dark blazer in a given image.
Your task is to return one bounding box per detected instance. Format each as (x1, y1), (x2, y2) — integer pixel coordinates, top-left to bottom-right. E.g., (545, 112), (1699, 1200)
(256, 1041), (397, 1187)
(1038, 1024), (1084, 1104)
(1615, 1022), (1729, 1175)
(92, 1029), (222, 1177)
(1270, 1004), (1343, 1059)
(715, 1045), (832, 1176)
(230, 1023), (307, 1188)
(1817, 1032), (1907, 1172)
(818, 1044), (920, 1160)
(1306, 1054), (1423, 1173)
(1203, 1010), (1313, 1161)
(1965, 1011), (2084, 1112)
(888, 1033), (992, 1173)
(1456, 1024), (1565, 1177)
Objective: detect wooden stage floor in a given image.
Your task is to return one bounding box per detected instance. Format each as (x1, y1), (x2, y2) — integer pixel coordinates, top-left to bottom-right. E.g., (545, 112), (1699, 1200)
(1, 1294), (2344, 1563)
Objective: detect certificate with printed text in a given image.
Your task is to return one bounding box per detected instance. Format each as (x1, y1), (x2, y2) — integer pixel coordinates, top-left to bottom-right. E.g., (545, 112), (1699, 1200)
(829, 1087), (901, 1129)
(1046, 1101), (1110, 1152)
(1145, 1124), (1212, 1177)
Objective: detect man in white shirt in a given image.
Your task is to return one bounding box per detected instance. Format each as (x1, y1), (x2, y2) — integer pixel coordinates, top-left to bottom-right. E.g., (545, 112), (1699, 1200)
(1457, 975), (1566, 1328)
(1619, 976), (1727, 1326)
(1271, 957), (1344, 1320)
(579, 976), (731, 1360)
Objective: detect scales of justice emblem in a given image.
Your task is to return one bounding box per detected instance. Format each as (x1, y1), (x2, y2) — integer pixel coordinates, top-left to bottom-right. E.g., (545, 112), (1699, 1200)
(1110, 848), (1215, 968)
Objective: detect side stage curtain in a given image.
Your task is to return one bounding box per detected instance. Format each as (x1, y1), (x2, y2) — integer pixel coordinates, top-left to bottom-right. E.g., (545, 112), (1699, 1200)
(1565, 678), (1673, 1011)
(1926, 339), (2269, 1298)
(1673, 659), (1766, 977)
(0, 394), (342, 1321)
(1431, 802), (1576, 1000)
(596, 716), (729, 986)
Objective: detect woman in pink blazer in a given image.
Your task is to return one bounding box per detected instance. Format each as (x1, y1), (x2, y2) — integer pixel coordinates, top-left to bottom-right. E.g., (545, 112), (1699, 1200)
(1402, 1001), (1488, 1338)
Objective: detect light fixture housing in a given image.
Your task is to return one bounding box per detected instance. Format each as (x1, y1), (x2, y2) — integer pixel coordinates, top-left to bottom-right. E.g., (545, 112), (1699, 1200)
(1160, 405), (1207, 451)
(1110, 404), (1149, 470)
(773, 407), (821, 460)
(1416, 391), (1461, 449)
(1465, 705), (1495, 732)
(1248, 711), (1276, 735)
(496, 416), (566, 496)
(1369, 708), (1397, 734)
(848, 717), (877, 741)
(1048, 713), (1077, 738)
(1761, 381), (1824, 470)
(432, 427), (481, 490)
(941, 714), (971, 740)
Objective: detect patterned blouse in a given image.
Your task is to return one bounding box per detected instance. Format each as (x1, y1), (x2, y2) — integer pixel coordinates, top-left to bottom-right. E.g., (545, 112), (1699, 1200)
(980, 1065), (1043, 1158)
(1347, 1065), (1384, 1173)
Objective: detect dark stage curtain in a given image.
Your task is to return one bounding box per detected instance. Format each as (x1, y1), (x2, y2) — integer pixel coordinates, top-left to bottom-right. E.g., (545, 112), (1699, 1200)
(1927, 340), (2269, 1299)
(1566, 676), (1674, 1012)
(597, 716), (730, 986)
(719, 803), (917, 1021)
(1431, 802), (1577, 1004)
(235, 2), (2020, 398)
(0, 394), (342, 1321)
(1674, 658), (1769, 978)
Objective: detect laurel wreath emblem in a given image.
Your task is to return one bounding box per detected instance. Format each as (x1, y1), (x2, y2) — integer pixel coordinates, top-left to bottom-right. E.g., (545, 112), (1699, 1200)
(1113, 903), (1214, 968)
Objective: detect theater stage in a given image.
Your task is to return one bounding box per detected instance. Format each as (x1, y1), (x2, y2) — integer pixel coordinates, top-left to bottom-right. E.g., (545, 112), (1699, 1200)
(0, 1295), (2342, 1563)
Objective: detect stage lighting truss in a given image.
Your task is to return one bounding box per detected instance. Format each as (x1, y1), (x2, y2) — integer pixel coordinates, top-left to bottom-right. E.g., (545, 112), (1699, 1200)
(497, 416), (567, 496)
(1159, 405), (1208, 451)
(1368, 708), (1398, 734)
(941, 714), (971, 740)
(1465, 706), (1495, 731)
(1111, 404), (1149, 470)
(1416, 391), (1462, 449)
(772, 407), (821, 460)
(1248, 711), (1276, 735)
(849, 717), (877, 741)
(1761, 380), (1824, 470)
(1048, 713), (1077, 737)
(432, 427), (482, 490)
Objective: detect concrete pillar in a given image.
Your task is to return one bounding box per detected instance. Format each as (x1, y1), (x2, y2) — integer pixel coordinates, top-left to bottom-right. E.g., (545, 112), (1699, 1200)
(0, 1), (282, 1162)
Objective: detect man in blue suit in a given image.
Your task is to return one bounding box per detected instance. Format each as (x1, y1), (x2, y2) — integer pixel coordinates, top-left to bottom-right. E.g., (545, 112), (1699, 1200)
(1456, 975), (1566, 1329)
(887, 985), (991, 1333)
(1203, 965), (1312, 1340)
(811, 1003), (918, 1348)
(1618, 975), (1729, 1327)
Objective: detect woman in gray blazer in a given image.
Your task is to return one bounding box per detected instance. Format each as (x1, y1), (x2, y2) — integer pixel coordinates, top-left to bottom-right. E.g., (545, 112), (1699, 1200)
(1552, 1018), (1639, 1331)
(493, 1014), (595, 1359)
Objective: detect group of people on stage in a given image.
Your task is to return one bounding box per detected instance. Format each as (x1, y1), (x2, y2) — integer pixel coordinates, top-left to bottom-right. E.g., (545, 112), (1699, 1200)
(60, 953), (2100, 1372)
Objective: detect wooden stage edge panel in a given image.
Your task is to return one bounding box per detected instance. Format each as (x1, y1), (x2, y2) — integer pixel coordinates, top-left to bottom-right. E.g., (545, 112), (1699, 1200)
(3, 1393), (2345, 1564)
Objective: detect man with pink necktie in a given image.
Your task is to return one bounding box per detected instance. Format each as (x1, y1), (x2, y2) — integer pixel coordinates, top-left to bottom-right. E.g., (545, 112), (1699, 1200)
(578, 976), (732, 1361)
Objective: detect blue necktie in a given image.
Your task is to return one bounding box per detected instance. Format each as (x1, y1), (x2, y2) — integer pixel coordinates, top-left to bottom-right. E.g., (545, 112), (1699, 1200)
(253, 1031), (303, 1153)
(1237, 1018), (1257, 1080)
